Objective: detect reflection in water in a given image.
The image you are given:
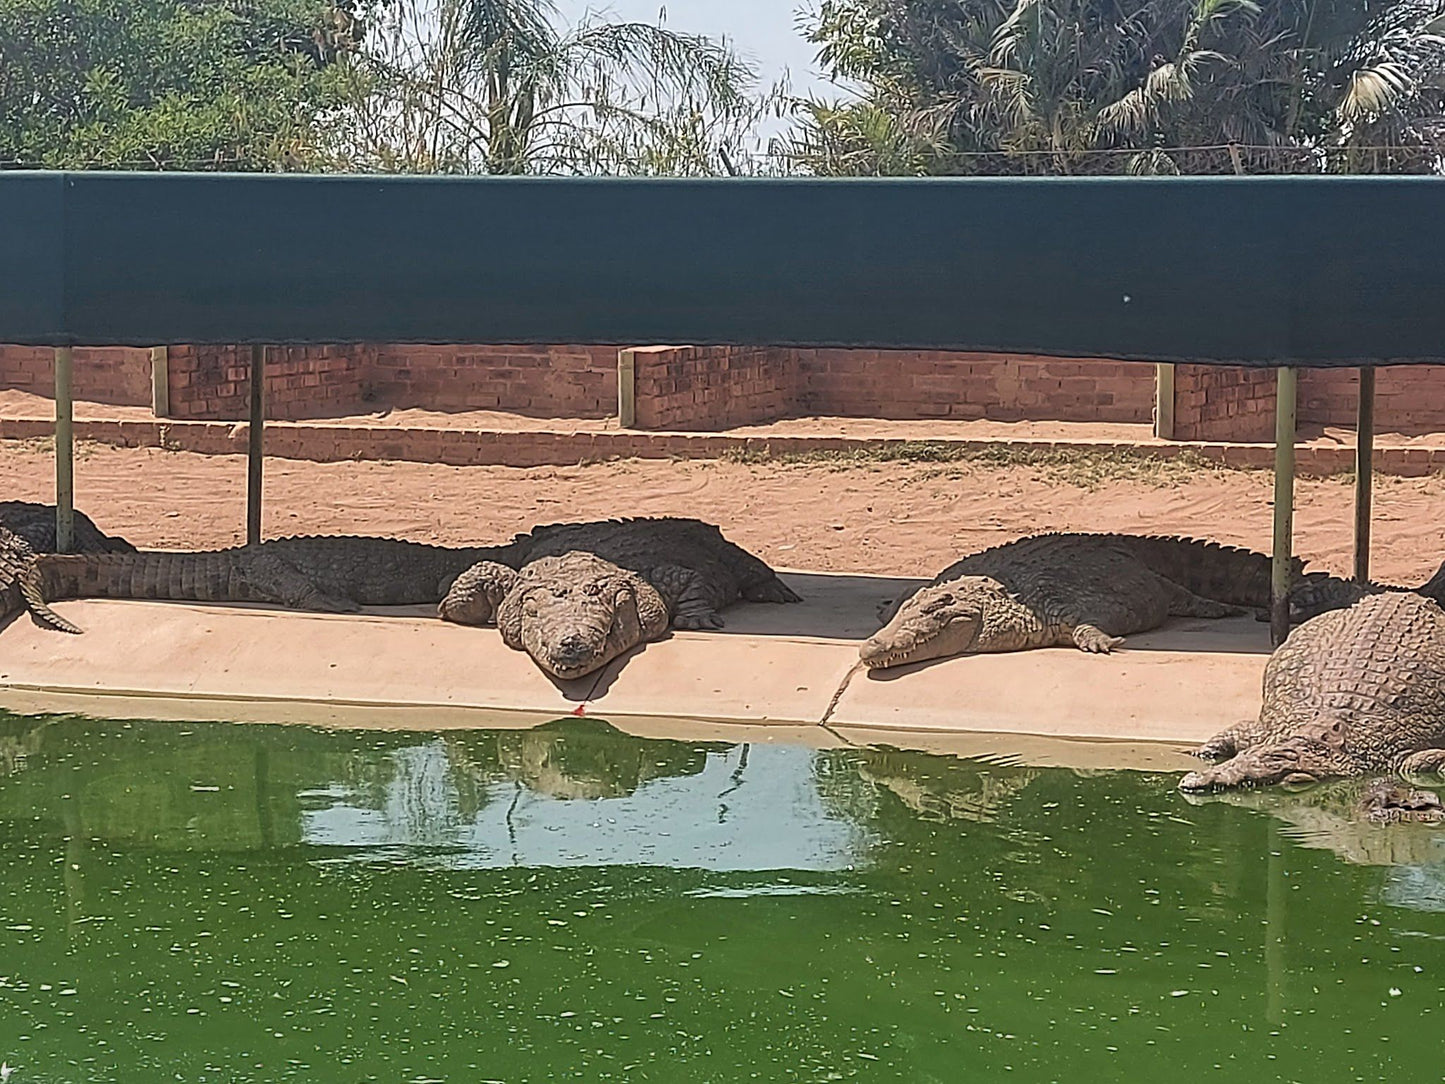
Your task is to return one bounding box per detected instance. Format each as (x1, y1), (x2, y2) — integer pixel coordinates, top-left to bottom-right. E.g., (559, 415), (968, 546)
(4, 712), (1445, 1082)
(304, 720), (870, 871)
(1183, 776), (1445, 868)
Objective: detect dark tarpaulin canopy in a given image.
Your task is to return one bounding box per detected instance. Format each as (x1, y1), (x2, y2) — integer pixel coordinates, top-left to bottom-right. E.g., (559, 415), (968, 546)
(4, 171), (1441, 643)
(0, 171), (1442, 362)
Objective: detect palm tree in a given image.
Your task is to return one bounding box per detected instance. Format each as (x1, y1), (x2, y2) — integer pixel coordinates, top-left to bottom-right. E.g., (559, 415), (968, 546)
(323, 0), (779, 175)
(782, 0), (1445, 175)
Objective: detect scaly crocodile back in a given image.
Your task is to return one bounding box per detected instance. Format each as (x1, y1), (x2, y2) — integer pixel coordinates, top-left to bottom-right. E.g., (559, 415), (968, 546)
(1261, 592), (1445, 757)
(513, 517), (792, 599)
(0, 501), (135, 553)
(940, 533), (1291, 607)
(0, 527), (82, 633)
(257, 535), (512, 603)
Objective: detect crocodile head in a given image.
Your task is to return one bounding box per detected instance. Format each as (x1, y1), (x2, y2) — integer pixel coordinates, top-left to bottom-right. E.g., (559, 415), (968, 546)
(860, 577), (1001, 670)
(1178, 719), (1359, 792)
(497, 552), (670, 680)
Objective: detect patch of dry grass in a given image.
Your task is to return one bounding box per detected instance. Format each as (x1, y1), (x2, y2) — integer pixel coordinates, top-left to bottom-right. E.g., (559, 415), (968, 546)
(718, 441), (1243, 489)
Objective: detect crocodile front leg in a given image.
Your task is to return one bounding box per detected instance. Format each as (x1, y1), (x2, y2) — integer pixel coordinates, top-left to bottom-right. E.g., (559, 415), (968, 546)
(1194, 717), (1271, 761)
(438, 561), (519, 625)
(1071, 623), (1126, 653)
(1398, 748), (1445, 779)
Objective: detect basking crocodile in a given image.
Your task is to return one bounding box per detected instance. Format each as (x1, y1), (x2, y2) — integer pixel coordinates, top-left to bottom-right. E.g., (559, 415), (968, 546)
(1179, 592), (1445, 792)
(1, 526), (82, 633)
(35, 535), (515, 613)
(0, 500), (135, 555)
(439, 517), (801, 679)
(860, 533), (1295, 669)
(1282, 561), (1445, 624)
(2, 500), (136, 633)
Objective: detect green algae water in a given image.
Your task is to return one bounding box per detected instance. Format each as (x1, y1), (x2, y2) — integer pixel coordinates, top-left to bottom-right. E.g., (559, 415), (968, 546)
(2, 713), (1444, 1083)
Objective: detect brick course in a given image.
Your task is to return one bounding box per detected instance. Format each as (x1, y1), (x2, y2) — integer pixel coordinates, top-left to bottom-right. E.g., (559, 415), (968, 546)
(368, 344), (620, 417)
(793, 350), (1156, 423)
(5, 343), (1445, 441)
(1171, 365), (1278, 442)
(0, 345), (153, 406)
(632, 345), (796, 429)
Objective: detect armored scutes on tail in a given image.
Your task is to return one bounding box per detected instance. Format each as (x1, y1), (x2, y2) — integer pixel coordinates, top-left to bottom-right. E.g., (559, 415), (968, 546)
(1282, 559), (1445, 624)
(37, 548), (362, 613)
(1180, 592), (1445, 792)
(861, 533), (1290, 670)
(32, 535), (518, 614)
(1, 527), (82, 634)
(440, 517), (801, 679)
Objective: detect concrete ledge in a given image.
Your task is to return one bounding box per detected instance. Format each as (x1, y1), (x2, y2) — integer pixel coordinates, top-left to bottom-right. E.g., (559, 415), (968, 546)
(0, 572), (1268, 770)
(1, 414), (1436, 475)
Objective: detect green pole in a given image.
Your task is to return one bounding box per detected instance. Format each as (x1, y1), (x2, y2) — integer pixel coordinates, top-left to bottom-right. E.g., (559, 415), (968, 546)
(1270, 367), (1298, 646)
(1353, 366), (1375, 584)
(54, 346), (75, 553)
(247, 345), (265, 545)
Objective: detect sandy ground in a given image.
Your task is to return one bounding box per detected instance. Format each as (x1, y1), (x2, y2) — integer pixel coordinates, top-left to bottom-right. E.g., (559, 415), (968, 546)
(6, 438), (1445, 583)
(4, 386), (1441, 448)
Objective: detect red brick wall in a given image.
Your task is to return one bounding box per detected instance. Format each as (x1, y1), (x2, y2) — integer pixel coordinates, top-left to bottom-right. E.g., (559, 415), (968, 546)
(369, 344), (619, 417)
(793, 350), (1156, 422)
(0, 345), (153, 406)
(631, 345), (796, 429)
(165, 345), (371, 421)
(1300, 365), (1445, 434)
(1171, 365), (1278, 441)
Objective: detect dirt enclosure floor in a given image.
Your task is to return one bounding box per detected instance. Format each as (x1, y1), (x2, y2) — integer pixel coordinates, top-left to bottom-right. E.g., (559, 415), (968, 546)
(5, 438), (1445, 583)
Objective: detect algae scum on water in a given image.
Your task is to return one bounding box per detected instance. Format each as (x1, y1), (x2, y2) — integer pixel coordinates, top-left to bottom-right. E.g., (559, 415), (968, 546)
(1, 712), (1443, 1082)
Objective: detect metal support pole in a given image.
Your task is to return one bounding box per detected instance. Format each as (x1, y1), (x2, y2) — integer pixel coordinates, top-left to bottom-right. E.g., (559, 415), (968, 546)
(1153, 362), (1176, 440)
(149, 345), (170, 418)
(1270, 367), (1298, 647)
(247, 345), (266, 545)
(617, 348), (637, 428)
(54, 346), (75, 553)
(1354, 366), (1375, 584)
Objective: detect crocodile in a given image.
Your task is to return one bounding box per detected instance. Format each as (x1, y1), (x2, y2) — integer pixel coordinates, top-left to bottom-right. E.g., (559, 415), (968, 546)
(35, 535), (516, 613)
(1179, 592), (1445, 792)
(860, 533), (1296, 669)
(438, 517), (801, 679)
(1, 526), (82, 633)
(1281, 560), (1445, 624)
(1181, 775), (1445, 866)
(0, 501), (135, 555)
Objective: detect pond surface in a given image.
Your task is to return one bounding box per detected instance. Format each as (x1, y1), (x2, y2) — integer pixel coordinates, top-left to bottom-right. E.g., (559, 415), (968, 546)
(1, 712), (1443, 1083)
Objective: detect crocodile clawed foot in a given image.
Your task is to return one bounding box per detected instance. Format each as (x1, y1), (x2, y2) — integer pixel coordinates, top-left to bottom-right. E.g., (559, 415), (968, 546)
(673, 612), (724, 630)
(1073, 624), (1125, 653)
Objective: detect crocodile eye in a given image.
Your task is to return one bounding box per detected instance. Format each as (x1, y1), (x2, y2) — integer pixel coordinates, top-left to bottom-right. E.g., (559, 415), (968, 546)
(1282, 772), (1317, 790)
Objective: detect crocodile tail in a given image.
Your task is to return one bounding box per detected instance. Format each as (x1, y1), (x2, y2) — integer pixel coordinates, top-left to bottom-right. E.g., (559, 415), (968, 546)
(1109, 535), (1301, 608)
(0, 527), (83, 633)
(18, 565), (82, 633)
(37, 550), (242, 603)
(1417, 560), (1445, 604)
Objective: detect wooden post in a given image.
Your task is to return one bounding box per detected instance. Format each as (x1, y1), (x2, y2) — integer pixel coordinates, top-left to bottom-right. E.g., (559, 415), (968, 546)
(247, 345), (266, 545)
(617, 348), (637, 429)
(1153, 362), (1175, 439)
(149, 345), (170, 418)
(54, 346), (75, 553)
(1270, 367), (1298, 646)
(1354, 366), (1375, 584)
